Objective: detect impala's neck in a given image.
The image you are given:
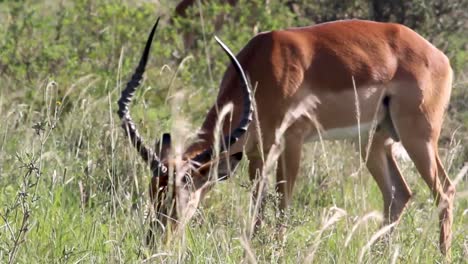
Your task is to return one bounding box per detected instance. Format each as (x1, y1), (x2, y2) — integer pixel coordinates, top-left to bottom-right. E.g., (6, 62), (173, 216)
(184, 67), (245, 160)
(183, 34), (261, 160)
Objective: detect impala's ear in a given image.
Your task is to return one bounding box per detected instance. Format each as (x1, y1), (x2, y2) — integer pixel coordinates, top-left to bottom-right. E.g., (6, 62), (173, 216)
(217, 152), (243, 181)
(155, 133), (171, 159)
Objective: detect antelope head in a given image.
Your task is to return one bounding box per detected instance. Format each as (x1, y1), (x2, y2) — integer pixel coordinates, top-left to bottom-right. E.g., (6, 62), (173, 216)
(117, 18), (253, 235)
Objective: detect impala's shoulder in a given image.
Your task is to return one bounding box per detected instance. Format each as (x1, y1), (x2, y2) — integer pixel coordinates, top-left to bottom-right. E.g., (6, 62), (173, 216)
(308, 19), (404, 33)
(240, 30), (291, 54)
(251, 27), (312, 47)
(250, 29), (285, 45)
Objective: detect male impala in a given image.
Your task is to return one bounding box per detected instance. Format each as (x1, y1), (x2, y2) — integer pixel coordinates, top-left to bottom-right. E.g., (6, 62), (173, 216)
(118, 19), (454, 255)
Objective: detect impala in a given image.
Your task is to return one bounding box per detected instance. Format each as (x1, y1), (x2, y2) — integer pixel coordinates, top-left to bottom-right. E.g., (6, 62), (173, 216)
(118, 18), (455, 255)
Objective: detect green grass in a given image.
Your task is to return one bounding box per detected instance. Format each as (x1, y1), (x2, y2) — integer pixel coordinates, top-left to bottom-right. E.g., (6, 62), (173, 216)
(0, 0), (467, 263)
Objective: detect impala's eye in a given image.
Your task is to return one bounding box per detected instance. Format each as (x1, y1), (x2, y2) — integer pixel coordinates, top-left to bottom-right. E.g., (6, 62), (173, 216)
(181, 172), (192, 185)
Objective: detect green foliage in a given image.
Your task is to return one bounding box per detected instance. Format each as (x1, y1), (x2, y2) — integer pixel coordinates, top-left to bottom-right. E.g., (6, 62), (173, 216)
(0, 0), (466, 263)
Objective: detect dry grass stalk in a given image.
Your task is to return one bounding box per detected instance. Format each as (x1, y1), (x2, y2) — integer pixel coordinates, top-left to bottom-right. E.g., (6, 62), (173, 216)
(304, 207), (347, 263)
(358, 222), (397, 263)
(345, 211), (383, 247)
(390, 245), (400, 264)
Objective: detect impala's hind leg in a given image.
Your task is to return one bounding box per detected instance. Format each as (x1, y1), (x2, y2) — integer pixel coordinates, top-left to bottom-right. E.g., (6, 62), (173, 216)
(362, 132), (412, 224)
(393, 129), (454, 254)
(390, 88), (455, 255)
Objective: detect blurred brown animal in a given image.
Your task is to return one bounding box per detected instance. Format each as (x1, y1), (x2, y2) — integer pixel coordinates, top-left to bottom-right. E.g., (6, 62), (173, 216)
(118, 19), (454, 256)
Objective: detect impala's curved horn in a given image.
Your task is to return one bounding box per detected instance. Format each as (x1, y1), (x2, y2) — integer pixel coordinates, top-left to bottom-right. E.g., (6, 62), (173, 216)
(117, 17), (167, 176)
(193, 36), (254, 164)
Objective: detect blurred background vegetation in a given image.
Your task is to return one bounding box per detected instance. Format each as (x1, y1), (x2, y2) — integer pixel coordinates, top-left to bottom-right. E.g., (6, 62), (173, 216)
(0, 0), (466, 262)
(0, 0), (466, 141)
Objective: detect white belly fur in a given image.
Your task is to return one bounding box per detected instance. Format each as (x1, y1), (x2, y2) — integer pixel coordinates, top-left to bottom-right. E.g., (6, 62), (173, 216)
(307, 122), (375, 141)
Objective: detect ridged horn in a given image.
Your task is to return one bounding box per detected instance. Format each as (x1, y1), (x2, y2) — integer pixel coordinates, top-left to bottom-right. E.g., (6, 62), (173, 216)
(117, 17), (167, 176)
(193, 36), (254, 164)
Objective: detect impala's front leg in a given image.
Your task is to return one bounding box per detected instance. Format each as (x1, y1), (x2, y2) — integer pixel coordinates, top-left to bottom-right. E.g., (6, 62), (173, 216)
(147, 175), (172, 245)
(276, 133), (304, 214)
(247, 154), (266, 231)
